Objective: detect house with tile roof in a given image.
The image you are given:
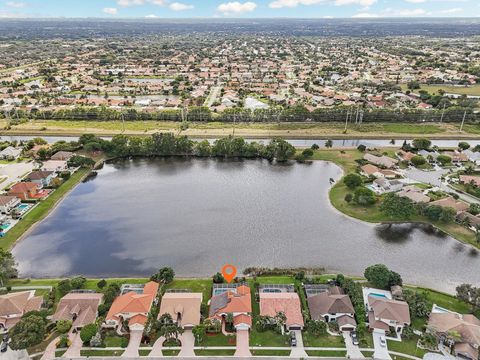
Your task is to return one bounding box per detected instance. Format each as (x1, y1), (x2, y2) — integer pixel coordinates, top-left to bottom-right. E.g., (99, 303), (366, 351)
(0, 195), (20, 214)
(27, 171), (54, 188)
(427, 307), (480, 360)
(0, 291), (43, 331)
(260, 292), (304, 332)
(430, 196), (470, 214)
(367, 295), (411, 335)
(307, 287), (356, 331)
(51, 151), (74, 161)
(105, 281), (159, 332)
(159, 292), (202, 329)
(209, 284), (252, 331)
(8, 182), (41, 200)
(52, 293), (103, 330)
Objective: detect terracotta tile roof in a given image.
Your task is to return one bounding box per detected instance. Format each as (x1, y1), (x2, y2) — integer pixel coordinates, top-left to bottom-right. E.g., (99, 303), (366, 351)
(209, 286), (251, 318)
(430, 196), (470, 213)
(106, 281), (158, 321)
(9, 182), (38, 193)
(233, 313), (252, 327)
(159, 293), (202, 327)
(260, 292), (304, 327)
(129, 314), (148, 326)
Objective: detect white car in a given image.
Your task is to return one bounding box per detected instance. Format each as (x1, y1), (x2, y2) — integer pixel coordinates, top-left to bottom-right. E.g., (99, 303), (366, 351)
(380, 336), (387, 347)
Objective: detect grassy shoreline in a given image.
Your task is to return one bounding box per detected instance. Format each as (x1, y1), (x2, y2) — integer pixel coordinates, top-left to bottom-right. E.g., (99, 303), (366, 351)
(0, 167), (90, 250)
(1, 120), (480, 140)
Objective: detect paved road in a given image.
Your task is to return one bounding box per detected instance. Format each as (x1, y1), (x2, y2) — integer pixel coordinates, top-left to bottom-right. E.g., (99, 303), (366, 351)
(289, 330), (307, 358)
(122, 330), (142, 358)
(178, 330), (195, 357)
(1, 349), (30, 360)
(234, 329), (251, 357)
(342, 331), (364, 359)
(373, 329), (391, 360)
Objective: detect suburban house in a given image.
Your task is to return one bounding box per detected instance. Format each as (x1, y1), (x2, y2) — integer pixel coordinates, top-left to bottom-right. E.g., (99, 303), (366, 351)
(397, 186), (431, 203)
(159, 292), (202, 329)
(463, 150), (480, 165)
(41, 160), (68, 172)
(459, 175), (480, 187)
(366, 295), (411, 335)
(456, 211), (480, 231)
(209, 284), (252, 331)
(427, 306), (480, 360)
(443, 151), (469, 163)
(307, 287), (356, 331)
(0, 291), (43, 331)
(0, 146), (22, 160)
(398, 150), (416, 163)
(364, 153), (398, 169)
(29, 144), (50, 158)
(259, 292), (304, 332)
(360, 164), (398, 179)
(0, 195), (20, 214)
(8, 182), (44, 200)
(52, 293), (103, 330)
(105, 281), (159, 332)
(430, 196), (470, 214)
(51, 151), (74, 161)
(371, 178), (404, 194)
(27, 171), (54, 188)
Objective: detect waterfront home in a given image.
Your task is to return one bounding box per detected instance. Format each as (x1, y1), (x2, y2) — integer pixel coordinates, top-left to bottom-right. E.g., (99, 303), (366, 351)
(430, 196), (470, 214)
(366, 294), (411, 335)
(442, 151), (469, 164)
(259, 292), (304, 332)
(52, 292), (103, 330)
(0, 146), (22, 160)
(27, 170), (54, 187)
(0, 195), (20, 214)
(29, 144), (50, 158)
(8, 182), (43, 200)
(159, 292), (202, 329)
(363, 153), (398, 169)
(209, 284), (252, 331)
(41, 160), (68, 172)
(105, 281), (159, 332)
(456, 211), (480, 231)
(51, 151), (74, 161)
(371, 178), (404, 194)
(0, 291), (43, 331)
(459, 175), (480, 187)
(307, 286), (356, 331)
(397, 186), (431, 203)
(427, 305), (480, 360)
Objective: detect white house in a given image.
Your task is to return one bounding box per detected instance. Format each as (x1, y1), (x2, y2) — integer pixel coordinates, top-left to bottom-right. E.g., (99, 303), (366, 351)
(41, 160), (68, 172)
(0, 195), (20, 214)
(0, 147), (22, 160)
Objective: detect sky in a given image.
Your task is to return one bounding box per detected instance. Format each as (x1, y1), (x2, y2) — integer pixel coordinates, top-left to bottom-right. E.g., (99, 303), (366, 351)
(0, 0), (479, 19)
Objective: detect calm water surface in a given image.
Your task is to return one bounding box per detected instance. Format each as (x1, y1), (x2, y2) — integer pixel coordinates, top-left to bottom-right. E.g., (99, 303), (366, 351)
(13, 158), (480, 293)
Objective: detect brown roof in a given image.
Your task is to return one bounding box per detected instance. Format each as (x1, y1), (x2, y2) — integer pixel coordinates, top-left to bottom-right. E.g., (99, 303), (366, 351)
(460, 175), (480, 187)
(27, 171), (53, 180)
(51, 151), (74, 161)
(369, 296), (411, 325)
(0, 196), (19, 206)
(337, 314), (357, 328)
(361, 164), (380, 176)
(52, 293), (103, 328)
(308, 291), (354, 320)
(455, 343), (478, 360)
(0, 291), (42, 317)
(428, 312), (480, 346)
(430, 196), (470, 213)
(159, 293), (202, 327)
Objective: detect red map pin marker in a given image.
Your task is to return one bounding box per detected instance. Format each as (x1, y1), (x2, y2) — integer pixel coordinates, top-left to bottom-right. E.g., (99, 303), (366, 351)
(222, 264), (237, 283)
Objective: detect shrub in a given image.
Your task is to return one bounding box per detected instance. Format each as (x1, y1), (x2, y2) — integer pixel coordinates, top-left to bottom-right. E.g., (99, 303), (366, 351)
(344, 193), (353, 203)
(97, 279), (107, 289)
(302, 148), (314, 158)
(357, 144), (366, 152)
(311, 144), (319, 150)
(70, 276), (86, 289)
(56, 319), (72, 334)
(458, 142), (470, 151)
(437, 155), (452, 166)
(354, 187), (376, 206)
(411, 155), (426, 167)
(412, 138), (431, 150)
(343, 173), (362, 189)
(80, 324), (97, 344)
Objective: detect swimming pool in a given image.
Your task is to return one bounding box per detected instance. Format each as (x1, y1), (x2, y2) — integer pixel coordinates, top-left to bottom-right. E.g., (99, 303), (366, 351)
(17, 204), (29, 211)
(369, 293), (388, 298)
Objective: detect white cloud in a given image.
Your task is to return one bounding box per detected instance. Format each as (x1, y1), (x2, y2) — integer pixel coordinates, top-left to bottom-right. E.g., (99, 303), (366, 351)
(103, 7), (118, 15)
(117, 0), (166, 7)
(145, 14), (158, 17)
(383, 7), (427, 16)
(217, 1), (257, 15)
(404, 0), (426, 3)
(169, 2), (194, 11)
(351, 12), (378, 17)
(438, 7), (463, 14)
(5, 1), (26, 8)
(269, 0), (376, 9)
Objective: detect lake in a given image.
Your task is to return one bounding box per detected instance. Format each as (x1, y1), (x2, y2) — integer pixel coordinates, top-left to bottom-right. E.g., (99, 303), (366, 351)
(13, 158), (480, 293)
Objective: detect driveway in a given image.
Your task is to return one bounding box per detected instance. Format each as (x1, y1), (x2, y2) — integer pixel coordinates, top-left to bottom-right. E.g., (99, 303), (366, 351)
(289, 330), (307, 358)
(40, 336), (60, 360)
(342, 331), (364, 359)
(178, 329), (195, 357)
(122, 329), (142, 358)
(234, 329), (251, 357)
(63, 332), (82, 358)
(3, 349), (30, 360)
(149, 335), (165, 357)
(373, 329), (391, 360)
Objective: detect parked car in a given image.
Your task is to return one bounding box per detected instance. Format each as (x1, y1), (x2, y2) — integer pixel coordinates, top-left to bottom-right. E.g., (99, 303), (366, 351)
(290, 331), (297, 347)
(380, 336), (387, 347)
(351, 331), (359, 346)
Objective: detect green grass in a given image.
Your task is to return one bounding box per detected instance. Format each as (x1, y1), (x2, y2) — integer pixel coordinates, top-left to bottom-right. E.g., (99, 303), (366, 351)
(251, 349), (291, 356)
(139, 349), (151, 356)
(54, 350), (66, 357)
(401, 83), (480, 96)
(162, 349), (180, 356)
(198, 333), (236, 346)
(387, 336), (427, 358)
(194, 349), (236, 356)
(302, 332), (345, 348)
(249, 330), (289, 347)
(0, 167), (89, 250)
(355, 123), (444, 135)
(164, 279), (212, 304)
(80, 349), (125, 356)
(306, 350), (347, 357)
(104, 333), (127, 348)
(406, 286), (472, 314)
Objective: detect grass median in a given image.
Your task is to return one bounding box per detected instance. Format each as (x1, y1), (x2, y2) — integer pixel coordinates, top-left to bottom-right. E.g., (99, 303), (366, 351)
(0, 167), (89, 250)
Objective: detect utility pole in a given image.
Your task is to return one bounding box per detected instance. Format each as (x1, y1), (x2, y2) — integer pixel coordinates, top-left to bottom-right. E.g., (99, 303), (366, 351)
(460, 110), (467, 132)
(440, 103), (446, 123)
